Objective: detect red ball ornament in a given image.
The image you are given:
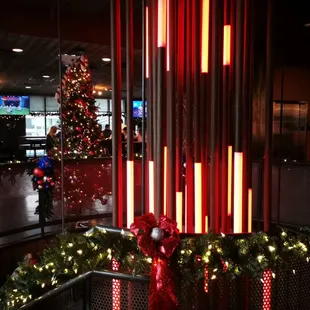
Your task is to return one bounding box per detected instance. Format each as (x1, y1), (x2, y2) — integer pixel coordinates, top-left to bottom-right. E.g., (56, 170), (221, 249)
(76, 127), (82, 132)
(33, 168), (44, 178)
(89, 151), (95, 156)
(37, 180), (43, 185)
(50, 182), (55, 187)
(47, 177), (51, 182)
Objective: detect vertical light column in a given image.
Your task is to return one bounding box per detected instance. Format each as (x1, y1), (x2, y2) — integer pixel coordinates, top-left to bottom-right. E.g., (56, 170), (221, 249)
(248, 188), (252, 232)
(166, 0), (170, 71)
(194, 163), (202, 233)
(185, 0), (194, 233)
(164, 146), (167, 214)
(201, 0), (210, 233)
(111, 0), (123, 227)
(126, 162), (134, 227)
(201, 0), (210, 73)
(233, 152), (243, 232)
(176, 0), (185, 232)
(221, 0), (231, 233)
(233, 0), (244, 233)
(149, 162), (155, 214)
(166, 0), (176, 219)
(210, 0), (222, 233)
(126, 0), (134, 228)
(155, 0), (167, 218)
(193, 0), (202, 233)
(157, 0), (167, 47)
(146, 4), (155, 215)
(176, 192), (183, 232)
(223, 25), (231, 66)
(146, 7), (150, 79)
(227, 145), (233, 217)
(242, 0), (250, 232)
(264, 0), (274, 232)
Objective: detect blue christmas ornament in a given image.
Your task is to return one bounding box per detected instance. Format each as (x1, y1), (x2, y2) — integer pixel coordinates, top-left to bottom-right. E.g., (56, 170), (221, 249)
(38, 156), (54, 170)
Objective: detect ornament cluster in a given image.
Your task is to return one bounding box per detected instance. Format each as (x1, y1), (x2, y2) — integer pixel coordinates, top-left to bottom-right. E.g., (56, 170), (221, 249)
(32, 157), (55, 191)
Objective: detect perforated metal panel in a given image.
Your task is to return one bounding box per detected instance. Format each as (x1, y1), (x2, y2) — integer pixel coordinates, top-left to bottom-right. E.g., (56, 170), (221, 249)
(91, 275), (149, 310)
(24, 260), (310, 310)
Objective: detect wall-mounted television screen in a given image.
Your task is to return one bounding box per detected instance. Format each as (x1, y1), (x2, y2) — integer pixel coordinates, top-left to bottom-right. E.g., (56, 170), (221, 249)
(0, 96), (30, 115)
(133, 100), (147, 118)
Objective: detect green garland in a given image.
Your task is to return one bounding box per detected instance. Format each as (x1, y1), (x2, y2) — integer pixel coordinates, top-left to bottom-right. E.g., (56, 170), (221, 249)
(1, 228), (310, 309)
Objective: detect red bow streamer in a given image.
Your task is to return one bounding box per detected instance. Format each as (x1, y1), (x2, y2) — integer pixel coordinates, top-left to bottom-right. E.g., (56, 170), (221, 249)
(130, 213), (179, 310)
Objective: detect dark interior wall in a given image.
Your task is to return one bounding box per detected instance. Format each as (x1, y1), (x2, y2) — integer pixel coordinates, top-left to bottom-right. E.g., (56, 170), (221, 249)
(0, 118), (25, 160)
(252, 66), (310, 160)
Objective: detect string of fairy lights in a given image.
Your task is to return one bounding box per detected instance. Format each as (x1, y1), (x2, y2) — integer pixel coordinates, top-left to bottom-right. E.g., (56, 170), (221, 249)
(0, 112), (114, 120)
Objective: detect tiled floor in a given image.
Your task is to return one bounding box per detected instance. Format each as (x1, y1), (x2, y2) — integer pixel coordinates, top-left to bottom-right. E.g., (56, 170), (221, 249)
(0, 160), (144, 245)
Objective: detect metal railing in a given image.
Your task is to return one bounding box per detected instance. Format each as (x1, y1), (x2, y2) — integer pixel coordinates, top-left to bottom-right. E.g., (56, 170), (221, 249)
(21, 255), (310, 310)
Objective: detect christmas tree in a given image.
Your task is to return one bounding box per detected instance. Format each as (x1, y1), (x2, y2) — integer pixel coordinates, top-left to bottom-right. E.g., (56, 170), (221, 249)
(53, 54), (102, 159)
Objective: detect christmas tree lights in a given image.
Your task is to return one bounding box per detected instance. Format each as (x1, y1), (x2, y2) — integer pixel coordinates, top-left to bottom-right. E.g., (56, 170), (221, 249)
(53, 55), (102, 160)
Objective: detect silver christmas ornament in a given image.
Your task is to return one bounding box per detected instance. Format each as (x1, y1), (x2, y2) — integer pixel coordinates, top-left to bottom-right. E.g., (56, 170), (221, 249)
(150, 227), (165, 241)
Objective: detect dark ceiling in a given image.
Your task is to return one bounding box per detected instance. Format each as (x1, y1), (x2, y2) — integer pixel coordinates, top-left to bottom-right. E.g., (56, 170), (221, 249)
(0, 0), (143, 98)
(0, 0), (309, 98)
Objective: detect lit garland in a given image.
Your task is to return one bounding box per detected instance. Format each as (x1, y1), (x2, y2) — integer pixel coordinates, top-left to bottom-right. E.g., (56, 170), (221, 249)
(0, 228), (310, 309)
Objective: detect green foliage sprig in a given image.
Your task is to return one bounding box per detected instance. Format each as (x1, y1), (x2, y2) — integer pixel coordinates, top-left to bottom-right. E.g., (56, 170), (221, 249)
(1, 228), (310, 309)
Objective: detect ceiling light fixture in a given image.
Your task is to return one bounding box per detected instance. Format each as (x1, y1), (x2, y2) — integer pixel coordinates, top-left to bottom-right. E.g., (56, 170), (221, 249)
(12, 48), (23, 53)
(93, 90), (96, 94)
(42, 75), (50, 78)
(102, 57), (111, 62)
(25, 86), (31, 89)
(98, 91), (102, 95)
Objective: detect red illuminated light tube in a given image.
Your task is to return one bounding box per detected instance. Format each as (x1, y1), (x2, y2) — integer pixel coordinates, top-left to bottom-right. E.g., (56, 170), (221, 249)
(194, 163), (202, 233)
(157, 0), (167, 47)
(126, 161), (134, 228)
(233, 152), (243, 233)
(201, 0), (210, 73)
(146, 6), (149, 78)
(223, 25), (231, 66)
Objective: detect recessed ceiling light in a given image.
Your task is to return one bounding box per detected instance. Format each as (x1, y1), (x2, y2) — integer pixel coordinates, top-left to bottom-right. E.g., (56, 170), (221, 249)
(42, 75), (50, 78)
(102, 57), (111, 62)
(25, 86), (31, 89)
(98, 91), (102, 95)
(12, 48), (23, 53)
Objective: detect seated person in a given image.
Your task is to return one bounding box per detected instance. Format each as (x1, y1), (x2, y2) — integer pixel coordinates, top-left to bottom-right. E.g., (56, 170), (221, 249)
(103, 124), (112, 139)
(135, 128), (143, 142)
(122, 127), (127, 142)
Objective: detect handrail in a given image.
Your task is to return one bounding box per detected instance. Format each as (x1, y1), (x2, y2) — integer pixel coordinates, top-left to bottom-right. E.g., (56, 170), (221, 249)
(21, 270), (150, 309)
(21, 272), (93, 309)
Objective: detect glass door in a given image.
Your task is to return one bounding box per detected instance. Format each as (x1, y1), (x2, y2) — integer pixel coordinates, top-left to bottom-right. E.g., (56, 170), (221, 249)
(273, 100), (308, 161)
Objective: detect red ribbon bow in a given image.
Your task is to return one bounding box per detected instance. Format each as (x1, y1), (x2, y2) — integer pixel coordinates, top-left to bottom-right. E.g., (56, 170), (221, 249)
(130, 213), (180, 310)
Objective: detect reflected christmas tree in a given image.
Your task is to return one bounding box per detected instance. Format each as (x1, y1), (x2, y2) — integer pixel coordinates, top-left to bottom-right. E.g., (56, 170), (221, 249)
(52, 54), (102, 159)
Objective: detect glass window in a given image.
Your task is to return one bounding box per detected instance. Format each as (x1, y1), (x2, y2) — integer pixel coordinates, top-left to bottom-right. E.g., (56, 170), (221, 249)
(30, 96), (44, 112)
(25, 115), (45, 136)
(46, 96), (59, 112)
(96, 99), (108, 112)
(46, 115), (59, 132)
